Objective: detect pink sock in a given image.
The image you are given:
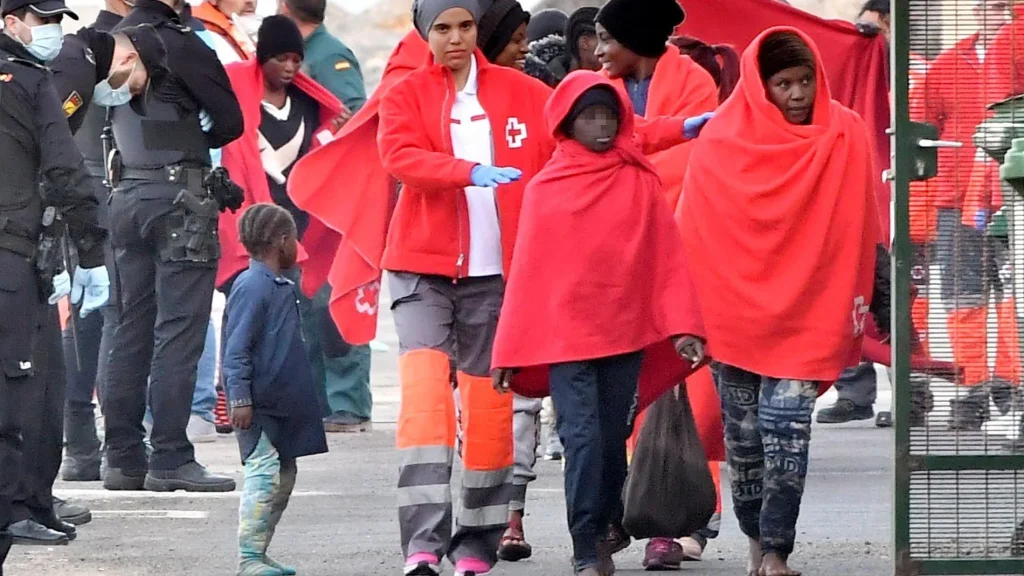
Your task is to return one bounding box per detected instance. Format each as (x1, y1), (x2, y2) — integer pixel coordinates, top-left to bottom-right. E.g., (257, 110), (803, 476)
(454, 557), (491, 574)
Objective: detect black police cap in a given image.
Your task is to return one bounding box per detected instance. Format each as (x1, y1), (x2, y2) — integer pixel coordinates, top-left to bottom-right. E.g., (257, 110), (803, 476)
(119, 24), (168, 80)
(1, 0), (78, 20)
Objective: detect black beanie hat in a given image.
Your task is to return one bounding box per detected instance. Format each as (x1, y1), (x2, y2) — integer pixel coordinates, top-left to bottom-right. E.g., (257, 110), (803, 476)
(527, 8), (567, 43)
(565, 6), (597, 60)
(757, 32), (816, 82)
(560, 85), (621, 136)
(596, 0), (685, 59)
(256, 15), (305, 65)
(478, 0), (530, 63)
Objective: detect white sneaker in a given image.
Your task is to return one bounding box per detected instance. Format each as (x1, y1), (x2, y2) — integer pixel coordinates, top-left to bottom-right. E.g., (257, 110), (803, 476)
(186, 415), (218, 444)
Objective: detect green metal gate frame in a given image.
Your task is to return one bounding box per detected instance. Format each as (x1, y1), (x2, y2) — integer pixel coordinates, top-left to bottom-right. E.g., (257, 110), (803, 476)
(892, 2), (1024, 574)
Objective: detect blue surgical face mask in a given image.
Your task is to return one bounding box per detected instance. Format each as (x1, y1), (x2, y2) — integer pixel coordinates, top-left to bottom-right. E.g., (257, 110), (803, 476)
(24, 23), (64, 62)
(93, 61), (137, 107)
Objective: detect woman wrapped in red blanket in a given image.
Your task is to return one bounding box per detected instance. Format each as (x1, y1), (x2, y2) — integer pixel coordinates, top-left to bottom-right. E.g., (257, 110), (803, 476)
(491, 70), (710, 576)
(679, 28), (884, 576)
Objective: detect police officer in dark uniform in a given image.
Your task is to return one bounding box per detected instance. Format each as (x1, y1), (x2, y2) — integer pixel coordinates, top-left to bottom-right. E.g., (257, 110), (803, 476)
(0, 0), (110, 565)
(48, 17), (167, 488)
(102, 0), (243, 492)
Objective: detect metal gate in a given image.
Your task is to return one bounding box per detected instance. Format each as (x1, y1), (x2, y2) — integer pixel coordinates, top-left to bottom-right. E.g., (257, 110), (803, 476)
(893, 0), (1024, 574)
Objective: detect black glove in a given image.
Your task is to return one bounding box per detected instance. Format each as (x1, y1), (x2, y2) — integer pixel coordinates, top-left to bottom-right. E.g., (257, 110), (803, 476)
(870, 243), (892, 337)
(855, 21), (882, 37)
(204, 167), (245, 213)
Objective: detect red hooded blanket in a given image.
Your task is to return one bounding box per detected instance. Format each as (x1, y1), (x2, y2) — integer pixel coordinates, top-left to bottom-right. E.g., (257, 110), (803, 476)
(219, 59), (343, 297)
(677, 0), (891, 236)
(288, 31), (428, 343)
(492, 71), (708, 416)
(680, 27), (881, 383)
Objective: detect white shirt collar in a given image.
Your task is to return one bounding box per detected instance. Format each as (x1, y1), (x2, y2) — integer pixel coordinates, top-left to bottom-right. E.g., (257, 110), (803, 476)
(460, 55), (479, 96)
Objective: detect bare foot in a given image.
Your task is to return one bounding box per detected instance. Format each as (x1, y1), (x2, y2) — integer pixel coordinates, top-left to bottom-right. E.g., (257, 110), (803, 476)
(746, 538), (762, 576)
(759, 552), (801, 576)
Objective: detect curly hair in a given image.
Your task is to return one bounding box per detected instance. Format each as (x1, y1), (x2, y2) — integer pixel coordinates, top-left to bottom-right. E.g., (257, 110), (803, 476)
(237, 203), (297, 258)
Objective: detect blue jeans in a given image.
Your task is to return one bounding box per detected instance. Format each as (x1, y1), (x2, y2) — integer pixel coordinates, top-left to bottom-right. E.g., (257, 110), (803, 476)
(550, 351), (643, 569)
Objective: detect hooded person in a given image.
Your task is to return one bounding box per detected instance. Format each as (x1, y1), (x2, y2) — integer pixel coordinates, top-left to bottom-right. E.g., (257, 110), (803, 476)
(490, 70), (707, 576)
(365, 1), (558, 574)
(679, 28), (883, 576)
(476, 0), (530, 70)
(595, 0), (719, 210)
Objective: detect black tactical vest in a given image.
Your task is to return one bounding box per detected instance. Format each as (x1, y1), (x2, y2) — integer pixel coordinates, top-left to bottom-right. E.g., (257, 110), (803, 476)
(111, 95), (211, 170)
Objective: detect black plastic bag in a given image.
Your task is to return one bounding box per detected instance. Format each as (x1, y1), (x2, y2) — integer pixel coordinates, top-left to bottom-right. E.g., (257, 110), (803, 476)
(622, 385), (716, 539)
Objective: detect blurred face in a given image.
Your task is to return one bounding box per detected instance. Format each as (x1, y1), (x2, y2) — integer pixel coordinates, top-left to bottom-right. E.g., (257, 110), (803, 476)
(571, 104), (619, 153)
(976, 1), (1011, 44)
(262, 52), (302, 90)
(428, 8), (477, 72)
(765, 65), (816, 125)
(494, 21), (528, 70)
(212, 0), (254, 17)
(576, 33), (600, 71)
(594, 22), (639, 79)
(858, 10), (890, 42)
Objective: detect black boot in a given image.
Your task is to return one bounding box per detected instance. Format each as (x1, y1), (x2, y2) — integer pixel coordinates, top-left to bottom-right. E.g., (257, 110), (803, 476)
(32, 508), (76, 541)
(7, 520), (69, 546)
(61, 408), (101, 482)
(54, 497), (91, 526)
(948, 387), (991, 431)
(144, 461), (236, 493)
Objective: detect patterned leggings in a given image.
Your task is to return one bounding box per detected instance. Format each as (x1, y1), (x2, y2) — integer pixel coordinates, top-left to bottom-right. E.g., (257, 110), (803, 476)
(713, 363), (818, 558)
(238, 433), (297, 567)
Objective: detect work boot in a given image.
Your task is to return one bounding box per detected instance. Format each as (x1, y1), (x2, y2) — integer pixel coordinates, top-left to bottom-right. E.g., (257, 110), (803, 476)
(323, 411), (371, 433)
(61, 408), (101, 481)
(7, 520), (69, 546)
(987, 378), (1017, 416)
(103, 465), (147, 491)
(643, 538), (684, 570)
(33, 508), (77, 541)
(816, 398), (874, 424)
(54, 497), (92, 526)
(948, 387), (991, 431)
(145, 461), (236, 492)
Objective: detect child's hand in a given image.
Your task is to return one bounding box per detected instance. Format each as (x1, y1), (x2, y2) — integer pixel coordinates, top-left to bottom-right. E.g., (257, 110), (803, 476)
(673, 335), (706, 368)
(231, 406), (254, 430)
(492, 368), (516, 393)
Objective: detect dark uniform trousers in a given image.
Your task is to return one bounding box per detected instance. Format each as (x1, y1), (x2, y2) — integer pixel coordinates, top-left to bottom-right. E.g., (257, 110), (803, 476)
(104, 181), (215, 473)
(14, 306), (65, 523)
(0, 251), (42, 567)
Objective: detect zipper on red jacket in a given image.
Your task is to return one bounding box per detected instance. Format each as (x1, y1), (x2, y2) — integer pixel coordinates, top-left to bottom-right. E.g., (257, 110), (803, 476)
(441, 64), (466, 283)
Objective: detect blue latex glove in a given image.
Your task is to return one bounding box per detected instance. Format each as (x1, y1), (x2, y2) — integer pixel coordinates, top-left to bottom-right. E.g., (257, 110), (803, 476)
(470, 165), (522, 187)
(974, 209), (990, 231)
(70, 266), (110, 318)
(683, 112), (715, 140)
(48, 270), (71, 305)
(199, 110), (213, 133)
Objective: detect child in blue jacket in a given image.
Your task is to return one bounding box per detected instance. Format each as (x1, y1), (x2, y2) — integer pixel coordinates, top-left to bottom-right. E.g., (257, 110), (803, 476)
(223, 203), (328, 576)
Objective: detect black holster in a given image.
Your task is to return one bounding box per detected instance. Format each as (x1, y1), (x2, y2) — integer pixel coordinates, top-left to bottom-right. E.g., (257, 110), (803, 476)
(160, 168), (220, 264)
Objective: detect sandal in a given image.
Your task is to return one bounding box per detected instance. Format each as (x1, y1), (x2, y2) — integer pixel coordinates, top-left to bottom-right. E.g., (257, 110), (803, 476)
(497, 523), (532, 561)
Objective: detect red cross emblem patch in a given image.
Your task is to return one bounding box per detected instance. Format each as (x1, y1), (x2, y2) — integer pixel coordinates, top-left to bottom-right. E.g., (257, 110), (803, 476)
(505, 117), (527, 149)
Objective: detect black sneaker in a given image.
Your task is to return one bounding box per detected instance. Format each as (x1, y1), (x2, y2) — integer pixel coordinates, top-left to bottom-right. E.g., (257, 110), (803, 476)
(103, 466), (147, 491)
(8, 520), (69, 546)
(324, 411), (371, 433)
(144, 461), (236, 493)
(816, 399), (874, 424)
(32, 509), (77, 541)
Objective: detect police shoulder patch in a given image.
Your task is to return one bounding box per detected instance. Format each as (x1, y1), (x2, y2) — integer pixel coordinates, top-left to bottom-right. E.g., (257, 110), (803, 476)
(63, 91), (84, 117)
(334, 60), (351, 71)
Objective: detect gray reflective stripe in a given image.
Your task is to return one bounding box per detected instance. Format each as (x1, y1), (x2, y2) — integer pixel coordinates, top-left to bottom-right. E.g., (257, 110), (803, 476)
(400, 445), (455, 467)
(458, 504), (509, 528)
(461, 467), (512, 489)
(397, 483), (452, 508)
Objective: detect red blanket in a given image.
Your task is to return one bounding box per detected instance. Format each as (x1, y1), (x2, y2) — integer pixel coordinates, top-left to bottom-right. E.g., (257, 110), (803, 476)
(493, 71), (706, 411)
(679, 27), (881, 382)
(219, 59), (343, 297)
(288, 31), (429, 343)
(677, 0), (891, 236)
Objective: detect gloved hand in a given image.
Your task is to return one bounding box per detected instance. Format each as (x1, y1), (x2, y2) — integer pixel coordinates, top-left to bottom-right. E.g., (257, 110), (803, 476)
(683, 112), (715, 140)
(199, 110), (213, 133)
(70, 266), (110, 318)
(205, 166), (245, 213)
(673, 334), (706, 368)
(855, 21), (882, 37)
(48, 270), (71, 305)
(492, 368), (517, 393)
(974, 209), (990, 231)
(471, 165), (522, 188)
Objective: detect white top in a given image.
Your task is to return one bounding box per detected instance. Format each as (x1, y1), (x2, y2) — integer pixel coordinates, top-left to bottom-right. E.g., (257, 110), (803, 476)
(976, 42), (986, 64)
(449, 56), (503, 277)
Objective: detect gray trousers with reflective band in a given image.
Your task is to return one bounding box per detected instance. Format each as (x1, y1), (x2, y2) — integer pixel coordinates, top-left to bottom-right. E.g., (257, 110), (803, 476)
(389, 272), (513, 565)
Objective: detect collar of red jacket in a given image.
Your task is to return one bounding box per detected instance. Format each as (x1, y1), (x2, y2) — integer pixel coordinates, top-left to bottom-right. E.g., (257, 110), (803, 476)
(418, 47), (495, 77)
(546, 70), (636, 143)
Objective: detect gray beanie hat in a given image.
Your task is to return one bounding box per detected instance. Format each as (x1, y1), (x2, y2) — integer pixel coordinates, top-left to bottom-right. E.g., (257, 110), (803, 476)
(414, 0), (482, 39)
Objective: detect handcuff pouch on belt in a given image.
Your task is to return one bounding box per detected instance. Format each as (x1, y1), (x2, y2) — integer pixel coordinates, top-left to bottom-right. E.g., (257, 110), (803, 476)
(161, 167), (221, 264)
